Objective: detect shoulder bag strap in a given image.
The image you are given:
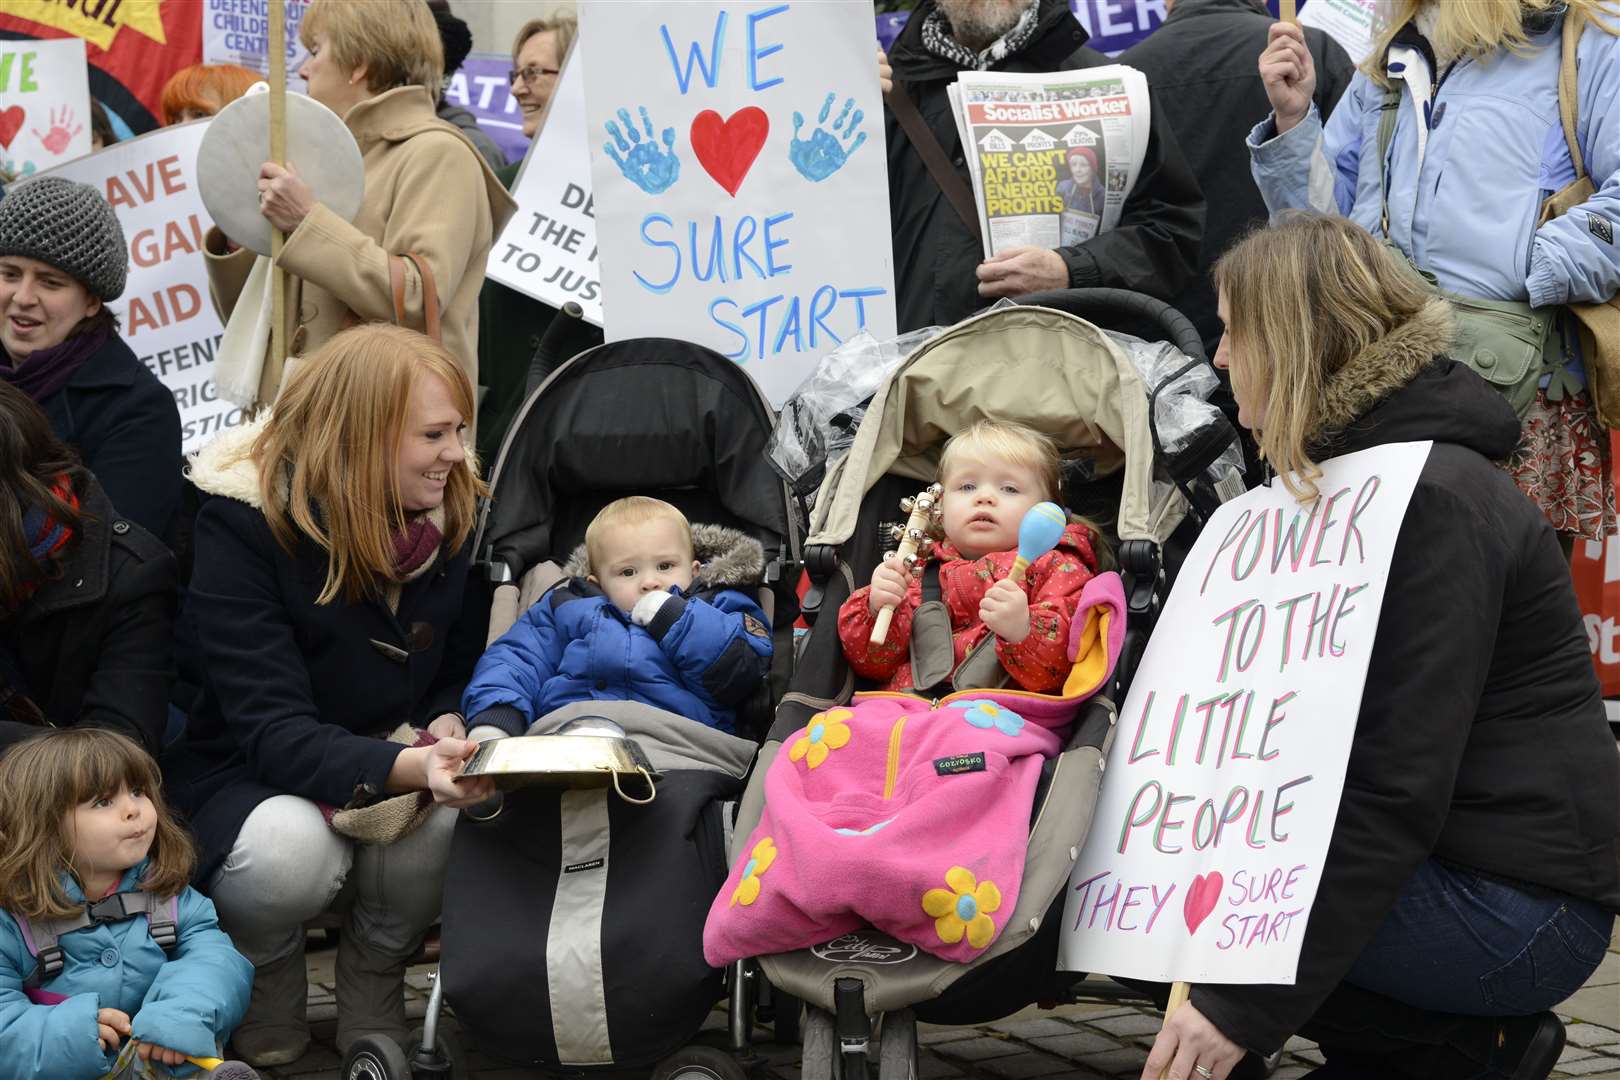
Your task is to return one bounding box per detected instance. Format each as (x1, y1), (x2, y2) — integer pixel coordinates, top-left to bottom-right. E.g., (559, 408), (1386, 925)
(386, 253), (444, 344)
(886, 80), (984, 243)
(1558, 11), (1588, 184)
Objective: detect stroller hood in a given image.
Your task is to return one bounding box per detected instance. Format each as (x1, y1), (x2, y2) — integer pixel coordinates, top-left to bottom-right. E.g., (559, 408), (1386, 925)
(807, 305), (1184, 547)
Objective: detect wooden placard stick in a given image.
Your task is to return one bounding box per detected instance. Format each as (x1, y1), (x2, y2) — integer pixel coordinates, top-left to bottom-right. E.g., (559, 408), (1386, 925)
(1157, 981), (1193, 1080)
(1279, 0), (1297, 23)
(268, 0), (288, 385)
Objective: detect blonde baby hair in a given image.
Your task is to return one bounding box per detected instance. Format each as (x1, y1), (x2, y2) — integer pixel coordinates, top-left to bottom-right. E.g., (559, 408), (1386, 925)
(585, 496), (695, 573)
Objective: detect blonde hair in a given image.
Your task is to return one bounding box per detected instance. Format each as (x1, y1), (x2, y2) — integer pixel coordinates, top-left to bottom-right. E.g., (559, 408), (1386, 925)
(160, 64), (259, 125)
(585, 496), (693, 572)
(1364, 0), (1619, 84)
(301, 0), (445, 99)
(512, 11), (578, 66)
(253, 323), (486, 605)
(0, 730), (194, 920)
(1212, 214), (1432, 502)
(939, 420), (1063, 503)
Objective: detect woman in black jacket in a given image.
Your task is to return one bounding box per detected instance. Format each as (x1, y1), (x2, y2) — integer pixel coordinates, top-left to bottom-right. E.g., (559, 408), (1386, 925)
(0, 177), (183, 542)
(1145, 215), (1620, 1080)
(0, 381), (176, 756)
(165, 323), (494, 1067)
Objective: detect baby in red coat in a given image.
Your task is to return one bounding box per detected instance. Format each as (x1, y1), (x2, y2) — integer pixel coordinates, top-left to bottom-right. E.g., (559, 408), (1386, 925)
(838, 419), (1108, 692)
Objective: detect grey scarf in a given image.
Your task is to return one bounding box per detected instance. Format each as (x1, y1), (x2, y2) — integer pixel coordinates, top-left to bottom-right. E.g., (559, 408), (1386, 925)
(920, 3), (1042, 72)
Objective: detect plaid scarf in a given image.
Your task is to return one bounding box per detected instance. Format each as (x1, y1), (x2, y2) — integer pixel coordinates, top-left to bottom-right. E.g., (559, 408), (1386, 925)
(920, 1), (1042, 72)
(9, 475), (78, 608)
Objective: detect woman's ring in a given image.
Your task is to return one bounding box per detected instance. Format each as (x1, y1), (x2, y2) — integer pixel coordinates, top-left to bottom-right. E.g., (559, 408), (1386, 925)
(1194, 1066), (1215, 1078)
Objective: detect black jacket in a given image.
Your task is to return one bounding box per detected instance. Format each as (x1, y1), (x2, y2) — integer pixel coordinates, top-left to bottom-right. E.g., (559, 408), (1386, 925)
(1193, 316), (1620, 1053)
(1123, 0), (1354, 354)
(165, 494), (489, 883)
(0, 477), (177, 756)
(33, 333), (183, 544)
(886, 0), (1204, 331)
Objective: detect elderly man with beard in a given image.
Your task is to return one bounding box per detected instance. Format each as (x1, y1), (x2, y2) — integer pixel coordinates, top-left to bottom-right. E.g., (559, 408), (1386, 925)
(884, 0), (1203, 331)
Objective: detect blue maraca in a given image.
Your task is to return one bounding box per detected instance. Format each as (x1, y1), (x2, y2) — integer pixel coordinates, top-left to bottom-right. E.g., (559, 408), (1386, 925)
(1008, 501), (1068, 583)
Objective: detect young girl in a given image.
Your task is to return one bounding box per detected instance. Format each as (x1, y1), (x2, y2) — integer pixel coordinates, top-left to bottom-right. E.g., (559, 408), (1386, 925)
(837, 418), (1106, 691)
(0, 729), (256, 1079)
(703, 420), (1124, 967)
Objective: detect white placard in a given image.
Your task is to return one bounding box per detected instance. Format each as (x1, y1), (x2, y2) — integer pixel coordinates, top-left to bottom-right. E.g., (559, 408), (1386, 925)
(581, 0), (897, 406)
(200, 0), (312, 91)
(487, 50), (602, 324)
(1060, 442), (1432, 984)
(0, 38), (92, 181)
(1299, 0), (1381, 64)
(44, 123), (245, 454)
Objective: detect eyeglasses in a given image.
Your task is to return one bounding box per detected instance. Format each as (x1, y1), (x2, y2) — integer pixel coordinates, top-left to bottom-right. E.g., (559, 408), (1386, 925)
(508, 65), (560, 86)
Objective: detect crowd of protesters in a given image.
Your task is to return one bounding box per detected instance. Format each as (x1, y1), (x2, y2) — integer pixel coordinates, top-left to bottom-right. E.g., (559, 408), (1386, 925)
(0, 1), (1616, 1078)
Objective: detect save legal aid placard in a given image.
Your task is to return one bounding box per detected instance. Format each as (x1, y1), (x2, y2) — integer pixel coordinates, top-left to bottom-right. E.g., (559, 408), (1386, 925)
(580, 0), (897, 406)
(1061, 441), (1432, 984)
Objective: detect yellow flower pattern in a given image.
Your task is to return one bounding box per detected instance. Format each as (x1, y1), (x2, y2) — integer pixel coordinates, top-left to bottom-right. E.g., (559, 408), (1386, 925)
(922, 866), (1002, 949)
(730, 837), (777, 907)
(789, 708), (853, 769)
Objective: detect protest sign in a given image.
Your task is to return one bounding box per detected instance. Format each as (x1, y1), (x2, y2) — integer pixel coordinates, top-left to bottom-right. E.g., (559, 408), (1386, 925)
(200, 0), (311, 92)
(1060, 442), (1432, 984)
(1572, 432), (1620, 716)
(0, 38), (92, 182)
(44, 123), (241, 454)
(581, 0), (897, 406)
(487, 51), (601, 324)
(1297, 0), (1380, 63)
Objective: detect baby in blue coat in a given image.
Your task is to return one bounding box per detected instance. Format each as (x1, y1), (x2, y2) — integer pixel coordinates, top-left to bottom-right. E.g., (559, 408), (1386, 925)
(463, 497), (774, 736)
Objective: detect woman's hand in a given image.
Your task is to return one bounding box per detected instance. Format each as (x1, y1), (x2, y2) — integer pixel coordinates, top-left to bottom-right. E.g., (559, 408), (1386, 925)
(1258, 22), (1315, 135)
(980, 578), (1031, 643)
(869, 557), (911, 616)
(428, 713), (466, 740)
(878, 47), (893, 95)
(135, 1041), (188, 1067)
(96, 1008), (130, 1052)
(257, 160), (316, 234)
(422, 737), (497, 808)
(1140, 1003), (1247, 1080)
(977, 246), (1068, 298)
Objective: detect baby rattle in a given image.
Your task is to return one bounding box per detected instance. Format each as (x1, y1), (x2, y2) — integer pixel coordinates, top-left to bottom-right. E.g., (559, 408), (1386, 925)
(1009, 501), (1068, 583)
(871, 483), (942, 644)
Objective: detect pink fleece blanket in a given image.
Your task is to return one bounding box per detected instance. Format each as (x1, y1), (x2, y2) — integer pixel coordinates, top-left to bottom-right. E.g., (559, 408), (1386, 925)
(705, 573), (1124, 966)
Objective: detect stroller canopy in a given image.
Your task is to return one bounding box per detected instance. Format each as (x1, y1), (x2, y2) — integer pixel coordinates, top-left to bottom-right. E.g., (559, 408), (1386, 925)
(806, 306), (1185, 548)
(478, 338), (793, 579)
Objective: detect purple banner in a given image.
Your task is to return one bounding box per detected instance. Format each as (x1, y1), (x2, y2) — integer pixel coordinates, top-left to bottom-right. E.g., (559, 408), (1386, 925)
(443, 53), (531, 167)
(876, 1), (1288, 59)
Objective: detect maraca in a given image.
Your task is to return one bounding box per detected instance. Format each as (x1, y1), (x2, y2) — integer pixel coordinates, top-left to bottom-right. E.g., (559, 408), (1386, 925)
(1008, 501), (1068, 583)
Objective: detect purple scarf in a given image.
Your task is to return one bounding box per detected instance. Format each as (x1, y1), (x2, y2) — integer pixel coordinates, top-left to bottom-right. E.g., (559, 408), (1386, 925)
(0, 327), (109, 404)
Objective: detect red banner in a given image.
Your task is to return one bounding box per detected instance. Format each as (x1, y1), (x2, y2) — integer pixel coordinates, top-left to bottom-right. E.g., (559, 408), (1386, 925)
(0, 1), (202, 133)
(1571, 432), (1620, 707)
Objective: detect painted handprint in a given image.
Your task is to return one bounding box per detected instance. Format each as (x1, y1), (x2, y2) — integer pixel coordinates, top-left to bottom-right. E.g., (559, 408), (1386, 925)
(31, 107), (82, 157)
(0, 158), (37, 185)
(603, 106), (680, 195)
(789, 93), (867, 182)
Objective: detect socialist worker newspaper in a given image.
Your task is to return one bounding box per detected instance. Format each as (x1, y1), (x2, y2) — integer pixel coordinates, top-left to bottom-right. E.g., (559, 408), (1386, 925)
(948, 65), (1151, 258)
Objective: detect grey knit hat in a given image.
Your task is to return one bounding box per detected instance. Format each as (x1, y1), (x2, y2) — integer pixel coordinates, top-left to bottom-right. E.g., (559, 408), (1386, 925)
(0, 177), (128, 301)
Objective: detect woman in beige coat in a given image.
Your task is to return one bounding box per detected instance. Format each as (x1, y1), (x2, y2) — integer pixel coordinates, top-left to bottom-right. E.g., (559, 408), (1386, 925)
(205, 0), (515, 412)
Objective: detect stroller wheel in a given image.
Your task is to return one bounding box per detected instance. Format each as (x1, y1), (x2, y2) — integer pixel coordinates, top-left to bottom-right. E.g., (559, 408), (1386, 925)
(877, 1011), (918, 1080)
(651, 1044), (750, 1080)
(800, 1008), (841, 1080)
(406, 1023), (463, 1080)
(342, 1034), (412, 1080)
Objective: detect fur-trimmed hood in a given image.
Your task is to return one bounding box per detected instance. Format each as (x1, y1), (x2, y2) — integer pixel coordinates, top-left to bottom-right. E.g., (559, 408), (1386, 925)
(562, 523), (766, 590)
(1311, 299), (1520, 462)
(186, 417), (268, 507)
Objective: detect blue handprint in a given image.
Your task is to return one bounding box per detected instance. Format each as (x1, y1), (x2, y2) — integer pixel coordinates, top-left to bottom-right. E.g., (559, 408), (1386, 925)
(789, 93), (867, 182)
(603, 105), (680, 195)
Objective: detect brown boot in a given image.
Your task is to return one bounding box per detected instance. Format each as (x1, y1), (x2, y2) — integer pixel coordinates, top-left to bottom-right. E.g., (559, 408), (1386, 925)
(230, 943), (310, 1066)
(334, 930), (410, 1055)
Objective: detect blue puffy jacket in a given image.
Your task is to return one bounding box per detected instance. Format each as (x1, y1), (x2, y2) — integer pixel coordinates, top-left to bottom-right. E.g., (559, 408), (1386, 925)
(0, 861), (253, 1079)
(1248, 14), (1620, 308)
(463, 579), (773, 736)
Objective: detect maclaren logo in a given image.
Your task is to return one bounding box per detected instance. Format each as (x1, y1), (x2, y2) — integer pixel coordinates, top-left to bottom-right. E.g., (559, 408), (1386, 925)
(8, 0), (167, 52)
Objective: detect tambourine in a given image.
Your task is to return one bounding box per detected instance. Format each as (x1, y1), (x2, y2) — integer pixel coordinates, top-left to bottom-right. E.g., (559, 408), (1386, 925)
(196, 83), (365, 257)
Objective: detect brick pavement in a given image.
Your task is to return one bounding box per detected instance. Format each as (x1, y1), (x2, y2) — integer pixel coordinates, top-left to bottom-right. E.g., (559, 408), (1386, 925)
(258, 926), (1620, 1080)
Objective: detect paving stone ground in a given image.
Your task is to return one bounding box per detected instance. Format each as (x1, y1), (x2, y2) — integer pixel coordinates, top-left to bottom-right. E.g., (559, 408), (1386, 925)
(258, 924), (1620, 1080)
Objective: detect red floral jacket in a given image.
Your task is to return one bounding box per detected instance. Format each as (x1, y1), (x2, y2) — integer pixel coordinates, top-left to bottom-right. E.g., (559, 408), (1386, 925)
(837, 522), (1100, 693)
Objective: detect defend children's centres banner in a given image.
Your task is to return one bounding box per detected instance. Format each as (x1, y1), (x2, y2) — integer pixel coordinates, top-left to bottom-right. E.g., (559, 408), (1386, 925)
(1061, 442), (1431, 984)
(44, 123), (240, 454)
(581, 0), (898, 407)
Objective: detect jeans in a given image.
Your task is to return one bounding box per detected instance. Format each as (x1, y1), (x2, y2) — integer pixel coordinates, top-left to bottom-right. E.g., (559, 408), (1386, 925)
(1344, 857), (1612, 1015)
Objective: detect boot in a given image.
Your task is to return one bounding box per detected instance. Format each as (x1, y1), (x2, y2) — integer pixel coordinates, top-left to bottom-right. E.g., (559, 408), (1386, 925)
(207, 1064), (263, 1080)
(229, 942), (310, 1067)
(334, 929), (411, 1055)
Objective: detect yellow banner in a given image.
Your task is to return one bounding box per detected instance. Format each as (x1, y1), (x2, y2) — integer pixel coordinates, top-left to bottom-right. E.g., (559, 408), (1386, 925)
(5, 0), (165, 52)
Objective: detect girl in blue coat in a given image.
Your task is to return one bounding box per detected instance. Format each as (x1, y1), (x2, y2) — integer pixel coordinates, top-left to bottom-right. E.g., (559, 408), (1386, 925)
(0, 729), (254, 1078)
(463, 497), (774, 736)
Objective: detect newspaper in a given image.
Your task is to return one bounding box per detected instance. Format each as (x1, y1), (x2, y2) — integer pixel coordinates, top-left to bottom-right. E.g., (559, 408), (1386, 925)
(947, 65), (1152, 258)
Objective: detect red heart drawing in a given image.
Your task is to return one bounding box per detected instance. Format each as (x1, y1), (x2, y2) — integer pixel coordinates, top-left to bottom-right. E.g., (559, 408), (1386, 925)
(0, 107), (24, 151)
(689, 107), (769, 197)
(1183, 871), (1223, 937)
